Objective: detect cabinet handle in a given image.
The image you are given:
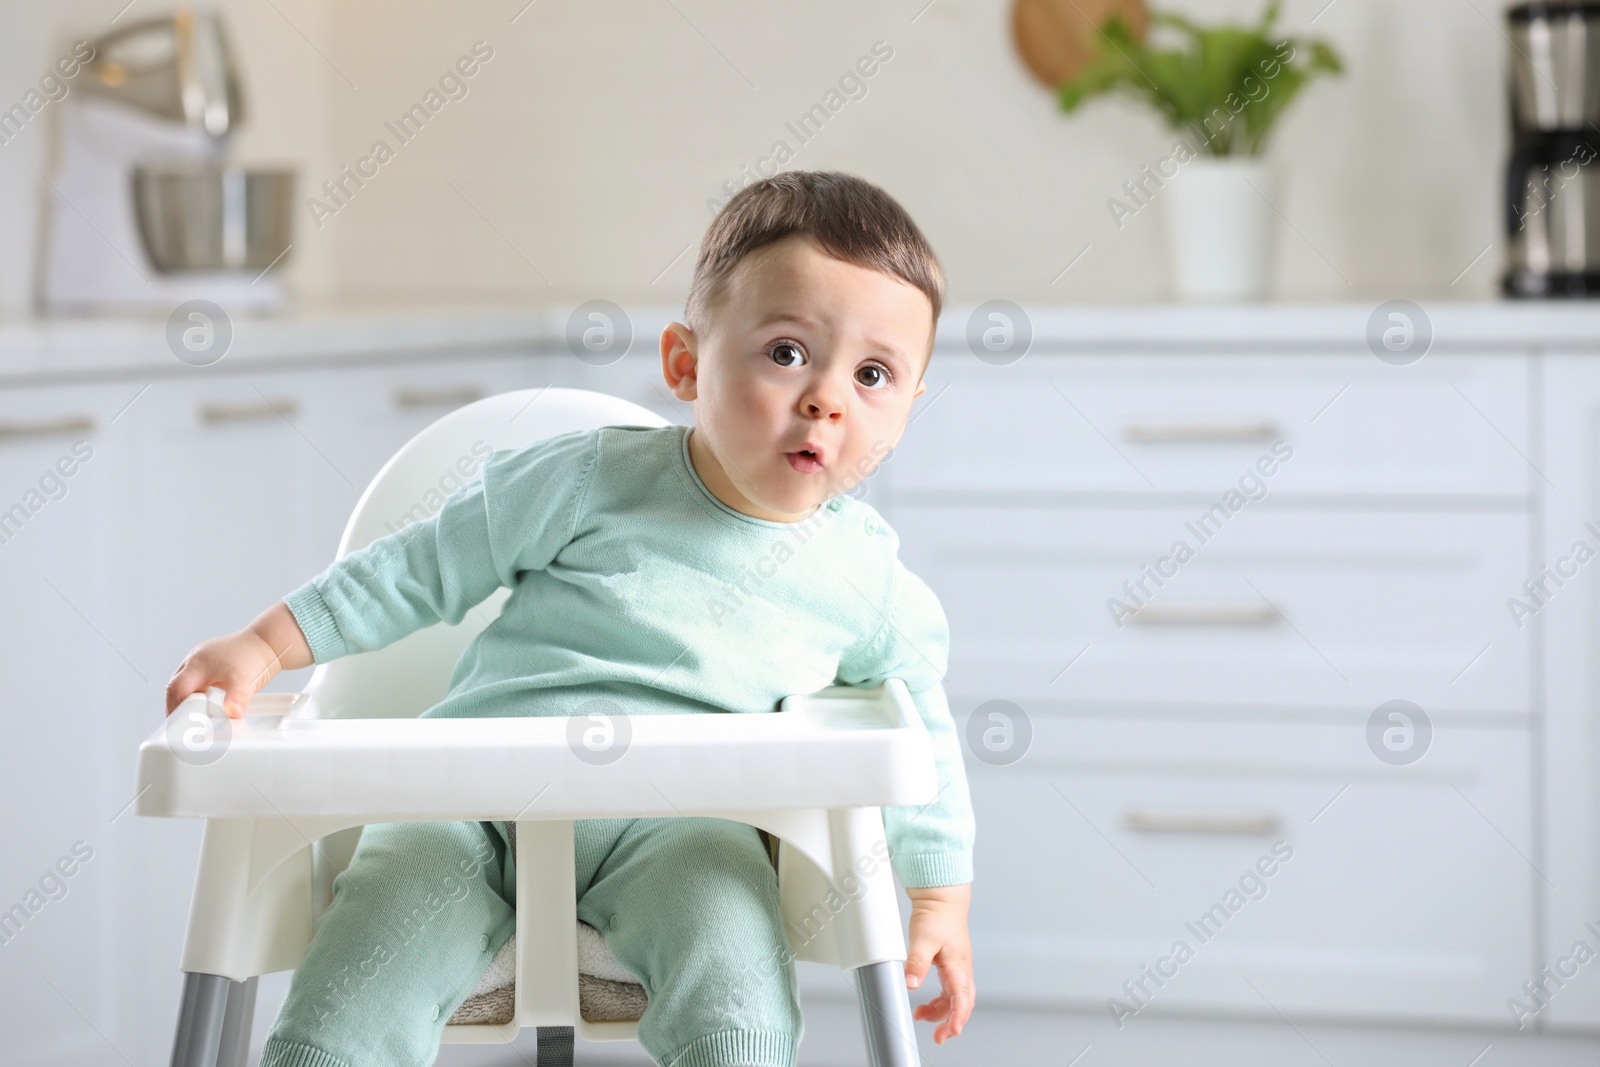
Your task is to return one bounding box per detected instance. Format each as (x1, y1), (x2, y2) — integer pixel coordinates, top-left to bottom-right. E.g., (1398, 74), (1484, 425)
(199, 399), (298, 424)
(1127, 602), (1280, 626)
(1123, 807), (1280, 836)
(1121, 420), (1279, 443)
(394, 385), (484, 410)
(0, 415), (95, 441)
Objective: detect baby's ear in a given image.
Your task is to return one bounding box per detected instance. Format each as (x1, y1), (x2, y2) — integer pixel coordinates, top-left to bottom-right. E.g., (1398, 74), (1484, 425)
(659, 322), (700, 396)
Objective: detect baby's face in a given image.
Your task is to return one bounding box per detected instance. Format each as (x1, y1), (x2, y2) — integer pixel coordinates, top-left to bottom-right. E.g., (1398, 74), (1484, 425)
(661, 233), (932, 523)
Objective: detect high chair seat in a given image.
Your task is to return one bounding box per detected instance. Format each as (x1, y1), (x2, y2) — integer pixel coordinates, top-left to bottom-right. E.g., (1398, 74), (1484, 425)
(139, 388), (934, 1067)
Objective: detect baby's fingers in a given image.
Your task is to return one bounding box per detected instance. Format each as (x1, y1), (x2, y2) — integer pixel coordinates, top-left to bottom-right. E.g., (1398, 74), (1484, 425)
(165, 660), (209, 716)
(912, 993), (951, 1022)
(166, 661), (245, 719)
(937, 959), (975, 1040)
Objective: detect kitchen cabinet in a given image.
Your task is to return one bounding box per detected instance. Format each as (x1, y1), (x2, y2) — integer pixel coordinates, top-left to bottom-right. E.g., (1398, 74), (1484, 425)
(1538, 354), (1600, 1029)
(876, 343), (1544, 1029)
(0, 382), (139, 1064)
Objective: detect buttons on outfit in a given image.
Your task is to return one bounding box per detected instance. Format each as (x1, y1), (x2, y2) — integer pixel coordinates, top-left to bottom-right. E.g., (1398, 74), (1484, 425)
(430, 1004), (440, 1021)
(827, 498), (842, 512)
(609, 914), (619, 930)
(479, 933), (490, 951)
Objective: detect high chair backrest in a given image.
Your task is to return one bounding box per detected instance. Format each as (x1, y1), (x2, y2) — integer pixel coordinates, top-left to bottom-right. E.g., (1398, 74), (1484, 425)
(304, 387), (671, 720)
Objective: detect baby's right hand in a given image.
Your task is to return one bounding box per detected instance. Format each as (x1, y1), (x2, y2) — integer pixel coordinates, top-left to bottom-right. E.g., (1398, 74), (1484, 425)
(165, 602), (312, 719)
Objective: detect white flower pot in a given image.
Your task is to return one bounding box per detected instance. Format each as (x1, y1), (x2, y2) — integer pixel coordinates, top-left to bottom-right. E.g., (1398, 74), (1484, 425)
(1163, 157), (1278, 302)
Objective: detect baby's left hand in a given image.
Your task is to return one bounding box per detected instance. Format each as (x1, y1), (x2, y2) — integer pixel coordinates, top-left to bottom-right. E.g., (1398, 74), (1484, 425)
(903, 882), (974, 1044)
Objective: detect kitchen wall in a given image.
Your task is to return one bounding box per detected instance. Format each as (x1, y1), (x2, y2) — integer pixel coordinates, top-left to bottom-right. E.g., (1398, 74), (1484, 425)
(0, 0), (1511, 318)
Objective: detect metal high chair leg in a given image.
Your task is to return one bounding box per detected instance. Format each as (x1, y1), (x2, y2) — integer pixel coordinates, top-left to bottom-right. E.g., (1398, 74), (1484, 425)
(853, 960), (920, 1067)
(169, 972), (257, 1067)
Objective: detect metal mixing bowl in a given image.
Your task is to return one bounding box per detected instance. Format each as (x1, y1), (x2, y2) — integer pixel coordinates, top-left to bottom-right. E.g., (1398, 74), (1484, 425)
(132, 164), (296, 273)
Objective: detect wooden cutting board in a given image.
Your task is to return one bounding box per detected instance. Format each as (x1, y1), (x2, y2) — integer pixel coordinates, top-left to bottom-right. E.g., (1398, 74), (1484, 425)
(1012, 0), (1149, 88)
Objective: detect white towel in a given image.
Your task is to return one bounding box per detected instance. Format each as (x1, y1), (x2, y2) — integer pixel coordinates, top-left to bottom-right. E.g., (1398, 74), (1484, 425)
(466, 919), (642, 999)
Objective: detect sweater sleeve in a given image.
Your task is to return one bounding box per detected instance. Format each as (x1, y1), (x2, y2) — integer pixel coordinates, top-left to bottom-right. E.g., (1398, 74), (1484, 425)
(283, 428), (600, 663)
(836, 556), (976, 889)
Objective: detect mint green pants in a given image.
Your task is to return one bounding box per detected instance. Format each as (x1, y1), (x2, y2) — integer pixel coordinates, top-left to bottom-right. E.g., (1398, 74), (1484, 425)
(258, 817), (803, 1067)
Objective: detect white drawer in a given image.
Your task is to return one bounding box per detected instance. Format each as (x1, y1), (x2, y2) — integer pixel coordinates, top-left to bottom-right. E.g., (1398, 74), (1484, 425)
(969, 716), (1532, 1023)
(896, 353), (1532, 498)
(892, 505), (1531, 714)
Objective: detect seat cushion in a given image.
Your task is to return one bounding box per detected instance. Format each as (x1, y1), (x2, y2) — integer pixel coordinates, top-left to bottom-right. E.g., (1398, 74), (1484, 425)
(448, 920), (648, 1026)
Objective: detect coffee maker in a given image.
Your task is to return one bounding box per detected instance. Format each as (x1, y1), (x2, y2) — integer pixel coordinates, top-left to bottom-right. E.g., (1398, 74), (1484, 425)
(1504, 2), (1600, 298)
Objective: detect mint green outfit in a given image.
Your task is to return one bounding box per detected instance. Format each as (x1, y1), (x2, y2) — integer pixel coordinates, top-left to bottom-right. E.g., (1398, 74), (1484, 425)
(259, 423), (975, 1067)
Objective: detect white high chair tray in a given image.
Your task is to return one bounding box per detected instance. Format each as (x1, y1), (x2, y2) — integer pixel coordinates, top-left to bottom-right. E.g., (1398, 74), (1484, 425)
(136, 678), (938, 820)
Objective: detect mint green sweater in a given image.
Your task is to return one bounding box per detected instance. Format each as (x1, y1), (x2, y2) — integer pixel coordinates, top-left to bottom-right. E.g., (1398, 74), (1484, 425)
(283, 422), (974, 889)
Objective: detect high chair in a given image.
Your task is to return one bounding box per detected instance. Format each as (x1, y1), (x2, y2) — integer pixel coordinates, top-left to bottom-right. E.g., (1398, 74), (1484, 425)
(137, 388), (938, 1067)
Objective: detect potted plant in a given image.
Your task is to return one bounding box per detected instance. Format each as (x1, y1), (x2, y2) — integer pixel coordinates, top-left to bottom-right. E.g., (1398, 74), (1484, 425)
(1056, 1), (1343, 300)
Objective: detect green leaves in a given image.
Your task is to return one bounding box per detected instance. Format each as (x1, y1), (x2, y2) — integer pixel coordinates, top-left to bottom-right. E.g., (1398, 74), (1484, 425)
(1055, 1), (1343, 156)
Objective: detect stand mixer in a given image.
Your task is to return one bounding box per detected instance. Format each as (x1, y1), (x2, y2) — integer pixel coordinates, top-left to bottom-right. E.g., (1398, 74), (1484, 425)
(38, 7), (295, 313)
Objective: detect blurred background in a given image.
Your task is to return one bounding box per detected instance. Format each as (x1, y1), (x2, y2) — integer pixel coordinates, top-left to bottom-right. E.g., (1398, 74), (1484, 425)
(4, 1), (1600, 1065)
(0, 0), (1510, 311)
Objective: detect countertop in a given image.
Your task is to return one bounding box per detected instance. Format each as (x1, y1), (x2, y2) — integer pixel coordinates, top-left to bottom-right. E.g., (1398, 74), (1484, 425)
(3, 300), (1600, 385)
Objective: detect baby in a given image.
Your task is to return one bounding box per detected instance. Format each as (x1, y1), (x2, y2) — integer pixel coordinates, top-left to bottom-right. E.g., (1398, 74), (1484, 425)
(166, 170), (975, 1067)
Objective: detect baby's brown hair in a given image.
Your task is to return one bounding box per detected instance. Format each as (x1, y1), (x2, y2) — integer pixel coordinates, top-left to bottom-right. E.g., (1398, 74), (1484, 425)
(685, 171), (945, 368)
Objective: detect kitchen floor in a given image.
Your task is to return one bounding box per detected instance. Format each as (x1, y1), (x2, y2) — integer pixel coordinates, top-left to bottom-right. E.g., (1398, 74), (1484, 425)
(407, 986), (1600, 1067)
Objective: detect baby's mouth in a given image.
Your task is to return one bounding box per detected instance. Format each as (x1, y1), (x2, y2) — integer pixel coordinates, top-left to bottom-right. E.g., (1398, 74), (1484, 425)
(785, 449), (824, 474)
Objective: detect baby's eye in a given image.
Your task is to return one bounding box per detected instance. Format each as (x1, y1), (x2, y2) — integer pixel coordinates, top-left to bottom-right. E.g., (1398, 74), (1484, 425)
(768, 341), (804, 367)
(857, 363), (893, 389)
